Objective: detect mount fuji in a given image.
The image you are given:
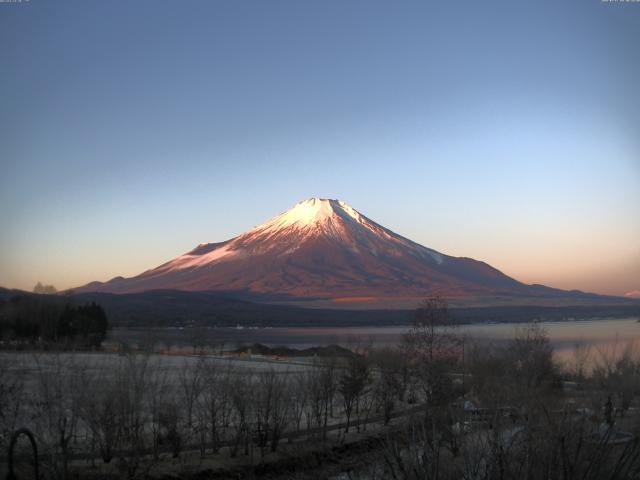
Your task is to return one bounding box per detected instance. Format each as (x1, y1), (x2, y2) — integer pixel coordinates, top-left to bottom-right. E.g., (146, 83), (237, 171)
(75, 198), (570, 300)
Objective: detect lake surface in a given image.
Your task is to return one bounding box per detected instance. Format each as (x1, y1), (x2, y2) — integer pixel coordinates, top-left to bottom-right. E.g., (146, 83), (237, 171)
(111, 317), (640, 366)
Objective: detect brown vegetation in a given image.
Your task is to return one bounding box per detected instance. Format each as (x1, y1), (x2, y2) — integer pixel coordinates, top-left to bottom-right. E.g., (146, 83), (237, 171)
(2, 298), (640, 479)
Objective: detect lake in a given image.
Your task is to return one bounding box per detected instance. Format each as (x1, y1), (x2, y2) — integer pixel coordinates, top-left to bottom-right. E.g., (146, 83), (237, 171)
(110, 317), (640, 367)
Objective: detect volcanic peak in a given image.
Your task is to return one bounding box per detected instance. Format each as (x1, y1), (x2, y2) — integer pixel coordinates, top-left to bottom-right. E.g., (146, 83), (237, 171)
(253, 198), (362, 232)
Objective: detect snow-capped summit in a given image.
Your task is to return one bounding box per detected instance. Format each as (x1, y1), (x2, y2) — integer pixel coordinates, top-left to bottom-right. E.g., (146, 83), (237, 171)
(258, 198), (360, 229)
(242, 198), (364, 240)
(232, 197), (444, 262)
(75, 198), (532, 299)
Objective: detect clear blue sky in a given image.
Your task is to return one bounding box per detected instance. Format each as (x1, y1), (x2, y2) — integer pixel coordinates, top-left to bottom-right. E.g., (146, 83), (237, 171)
(1, 0), (639, 295)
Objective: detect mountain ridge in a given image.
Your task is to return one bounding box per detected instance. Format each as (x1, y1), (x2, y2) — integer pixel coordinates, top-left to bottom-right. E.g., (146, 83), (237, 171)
(4, 288), (636, 328)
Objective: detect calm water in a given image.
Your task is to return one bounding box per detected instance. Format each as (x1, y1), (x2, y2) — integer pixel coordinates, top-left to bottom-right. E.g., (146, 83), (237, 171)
(112, 317), (640, 365)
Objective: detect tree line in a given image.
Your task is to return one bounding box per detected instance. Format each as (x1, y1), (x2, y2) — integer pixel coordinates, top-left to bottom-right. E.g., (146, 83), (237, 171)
(0, 294), (109, 349)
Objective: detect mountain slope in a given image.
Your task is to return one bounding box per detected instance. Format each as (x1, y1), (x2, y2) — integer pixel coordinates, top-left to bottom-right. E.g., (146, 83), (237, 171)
(75, 198), (565, 299)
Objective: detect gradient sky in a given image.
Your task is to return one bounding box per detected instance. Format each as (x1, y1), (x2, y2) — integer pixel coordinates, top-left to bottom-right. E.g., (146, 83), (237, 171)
(1, 0), (639, 296)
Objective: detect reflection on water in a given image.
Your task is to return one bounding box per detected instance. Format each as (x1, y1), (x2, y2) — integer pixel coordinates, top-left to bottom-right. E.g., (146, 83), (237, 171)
(112, 317), (640, 367)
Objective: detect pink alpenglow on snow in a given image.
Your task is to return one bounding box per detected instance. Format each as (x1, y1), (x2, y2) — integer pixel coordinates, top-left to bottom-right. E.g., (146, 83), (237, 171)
(73, 198), (599, 300)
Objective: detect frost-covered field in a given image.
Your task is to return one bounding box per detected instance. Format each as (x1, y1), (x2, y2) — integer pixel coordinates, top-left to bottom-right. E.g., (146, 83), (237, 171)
(1, 350), (312, 376)
(0, 351), (327, 479)
(1, 351), (313, 401)
(0, 349), (390, 480)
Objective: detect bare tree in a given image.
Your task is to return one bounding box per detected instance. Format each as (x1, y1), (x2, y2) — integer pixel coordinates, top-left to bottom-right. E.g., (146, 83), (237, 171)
(229, 369), (250, 457)
(404, 296), (460, 363)
(31, 354), (85, 480)
(147, 364), (170, 461)
(508, 322), (557, 391)
(592, 342), (640, 419)
(371, 348), (406, 425)
(0, 356), (23, 451)
(268, 372), (290, 453)
(569, 342), (592, 381)
(200, 362), (234, 454)
(403, 297), (461, 411)
(289, 371), (308, 436)
(306, 359), (337, 441)
(78, 366), (121, 463)
(113, 354), (156, 479)
(158, 397), (184, 458)
(252, 368), (290, 456)
(338, 353), (370, 433)
(178, 358), (205, 438)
